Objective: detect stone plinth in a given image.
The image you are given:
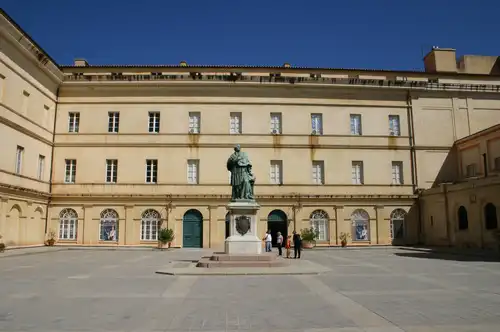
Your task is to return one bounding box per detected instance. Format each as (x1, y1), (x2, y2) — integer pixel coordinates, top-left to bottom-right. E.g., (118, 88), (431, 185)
(225, 200), (262, 255)
(196, 252), (288, 268)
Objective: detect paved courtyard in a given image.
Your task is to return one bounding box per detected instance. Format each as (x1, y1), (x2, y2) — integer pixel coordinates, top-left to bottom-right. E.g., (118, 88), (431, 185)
(1, 247), (500, 332)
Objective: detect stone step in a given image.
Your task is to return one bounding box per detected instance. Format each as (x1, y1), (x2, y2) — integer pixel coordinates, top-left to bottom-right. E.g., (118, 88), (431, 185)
(209, 252), (277, 262)
(196, 257), (289, 268)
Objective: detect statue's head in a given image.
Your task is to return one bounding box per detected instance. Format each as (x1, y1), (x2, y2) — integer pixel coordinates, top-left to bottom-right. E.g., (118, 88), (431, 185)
(234, 144), (241, 152)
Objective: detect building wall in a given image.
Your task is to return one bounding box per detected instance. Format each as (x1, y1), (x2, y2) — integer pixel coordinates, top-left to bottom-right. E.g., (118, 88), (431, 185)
(419, 126), (500, 248)
(0, 18), (60, 246)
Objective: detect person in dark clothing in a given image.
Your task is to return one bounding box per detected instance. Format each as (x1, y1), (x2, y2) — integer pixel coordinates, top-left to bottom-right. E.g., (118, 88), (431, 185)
(292, 231), (301, 259)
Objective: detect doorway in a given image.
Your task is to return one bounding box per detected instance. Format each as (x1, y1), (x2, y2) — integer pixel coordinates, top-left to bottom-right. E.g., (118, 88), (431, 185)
(183, 209), (203, 248)
(225, 212), (230, 238)
(267, 210), (288, 247)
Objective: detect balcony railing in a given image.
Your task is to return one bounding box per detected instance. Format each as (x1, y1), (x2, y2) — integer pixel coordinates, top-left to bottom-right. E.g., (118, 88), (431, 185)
(63, 73), (500, 92)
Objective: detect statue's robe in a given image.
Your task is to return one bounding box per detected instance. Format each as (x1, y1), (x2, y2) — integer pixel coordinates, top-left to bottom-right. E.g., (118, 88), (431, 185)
(227, 152), (253, 199)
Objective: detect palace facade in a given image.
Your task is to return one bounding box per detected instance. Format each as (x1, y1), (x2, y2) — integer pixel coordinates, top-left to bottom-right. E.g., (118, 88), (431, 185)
(1, 9), (499, 249)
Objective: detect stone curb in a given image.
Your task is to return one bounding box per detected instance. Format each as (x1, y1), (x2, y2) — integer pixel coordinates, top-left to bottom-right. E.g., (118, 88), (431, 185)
(155, 270), (323, 276)
(398, 246), (500, 259)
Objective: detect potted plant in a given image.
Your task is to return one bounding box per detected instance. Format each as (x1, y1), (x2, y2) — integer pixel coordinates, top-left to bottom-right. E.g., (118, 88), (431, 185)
(339, 232), (350, 248)
(0, 234), (5, 253)
(300, 227), (319, 249)
(45, 230), (56, 246)
(158, 228), (175, 250)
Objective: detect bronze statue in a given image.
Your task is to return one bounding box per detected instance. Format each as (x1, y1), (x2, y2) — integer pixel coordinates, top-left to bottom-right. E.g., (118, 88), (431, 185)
(227, 144), (255, 200)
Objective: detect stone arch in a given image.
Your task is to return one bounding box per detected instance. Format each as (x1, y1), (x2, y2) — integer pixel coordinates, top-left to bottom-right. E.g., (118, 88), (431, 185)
(310, 209), (329, 241)
(100, 209), (119, 241)
(141, 209), (161, 241)
(182, 209), (203, 248)
(351, 209), (370, 241)
(4, 204), (21, 245)
(484, 203), (498, 230)
(458, 206), (468, 230)
(267, 210), (288, 247)
(59, 208), (78, 240)
(9, 204), (22, 216)
(390, 209), (407, 241)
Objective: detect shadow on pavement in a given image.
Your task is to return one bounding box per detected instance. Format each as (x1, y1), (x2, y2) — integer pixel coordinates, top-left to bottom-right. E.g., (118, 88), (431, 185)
(395, 248), (500, 262)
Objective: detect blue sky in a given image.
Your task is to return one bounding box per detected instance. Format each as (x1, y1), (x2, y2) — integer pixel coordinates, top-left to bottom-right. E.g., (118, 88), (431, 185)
(3, 0), (499, 70)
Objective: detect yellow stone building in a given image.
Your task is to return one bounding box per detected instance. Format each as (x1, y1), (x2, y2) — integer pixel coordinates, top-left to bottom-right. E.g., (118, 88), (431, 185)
(1, 9), (499, 248)
(419, 124), (500, 249)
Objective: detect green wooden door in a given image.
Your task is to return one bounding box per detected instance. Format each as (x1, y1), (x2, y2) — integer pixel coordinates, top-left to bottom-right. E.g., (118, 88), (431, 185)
(183, 210), (203, 248)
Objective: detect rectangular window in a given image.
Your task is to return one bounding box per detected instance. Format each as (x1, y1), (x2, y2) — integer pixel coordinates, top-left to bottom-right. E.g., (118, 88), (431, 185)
(59, 219), (77, 240)
(187, 159), (199, 184)
(466, 164), (477, 177)
(351, 161), (363, 185)
(312, 160), (324, 185)
(350, 114), (362, 135)
(389, 115), (401, 136)
(270, 160), (283, 185)
(311, 113), (323, 135)
(64, 159), (77, 183)
(189, 112), (201, 133)
(148, 112), (160, 133)
(37, 155), (45, 180)
(145, 159), (158, 183)
(68, 112), (80, 133)
(270, 112), (282, 134)
(15, 146), (24, 174)
(108, 112), (120, 133)
(106, 159), (118, 183)
(392, 161), (403, 185)
(230, 112), (242, 134)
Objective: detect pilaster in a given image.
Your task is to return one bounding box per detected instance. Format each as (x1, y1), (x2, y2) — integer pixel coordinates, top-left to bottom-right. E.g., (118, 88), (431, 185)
(0, 197), (8, 237)
(374, 205), (385, 244)
(334, 205), (346, 244)
(208, 205), (219, 248)
(81, 205), (93, 245)
(124, 205), (134, 245)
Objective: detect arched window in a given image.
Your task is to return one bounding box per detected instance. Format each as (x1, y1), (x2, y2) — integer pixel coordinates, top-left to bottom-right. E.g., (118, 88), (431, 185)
(390, 209), (406, 240)
(141, 209), (161, 241)
(351, 209), (370, 241)
(59, 208), (78, 240)
(484, 203), (498, 230)
(100, 209), (119, 241)
(458, 206), (468, 230)
(310, 210), (329, 241)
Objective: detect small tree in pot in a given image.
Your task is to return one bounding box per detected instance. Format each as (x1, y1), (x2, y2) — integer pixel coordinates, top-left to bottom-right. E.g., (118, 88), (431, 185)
(45, 230), (56, 246)
(300, 227), (319, 249)
(158, 228), (175, 250)
(339, 232), (350, 248)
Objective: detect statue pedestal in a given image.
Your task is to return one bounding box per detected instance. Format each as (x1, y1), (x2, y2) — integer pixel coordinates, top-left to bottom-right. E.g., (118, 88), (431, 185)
(225, 200), (262, 255)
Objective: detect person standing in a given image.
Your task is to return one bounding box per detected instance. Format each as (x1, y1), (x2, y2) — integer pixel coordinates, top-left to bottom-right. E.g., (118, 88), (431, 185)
(285, 235), (292, 258)
(293, 231), (302, 259)
(276, 232), (283, 256)
(263, 230), (272, 252)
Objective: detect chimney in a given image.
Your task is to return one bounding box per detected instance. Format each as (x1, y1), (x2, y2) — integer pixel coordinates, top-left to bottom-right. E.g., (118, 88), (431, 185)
(423, 47), (457, 73)
(74, 58), (89, 67)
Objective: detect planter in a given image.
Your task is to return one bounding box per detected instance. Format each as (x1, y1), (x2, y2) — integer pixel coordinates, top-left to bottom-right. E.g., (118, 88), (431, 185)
(341, 240), (347, 248)
(0, 243), (5, 253)
(302, 241), (314, 249)
(46, 239), (55, 246)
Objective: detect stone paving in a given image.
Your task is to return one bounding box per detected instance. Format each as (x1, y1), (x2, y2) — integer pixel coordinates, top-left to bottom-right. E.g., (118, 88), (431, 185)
(0, 247), (500, 331)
